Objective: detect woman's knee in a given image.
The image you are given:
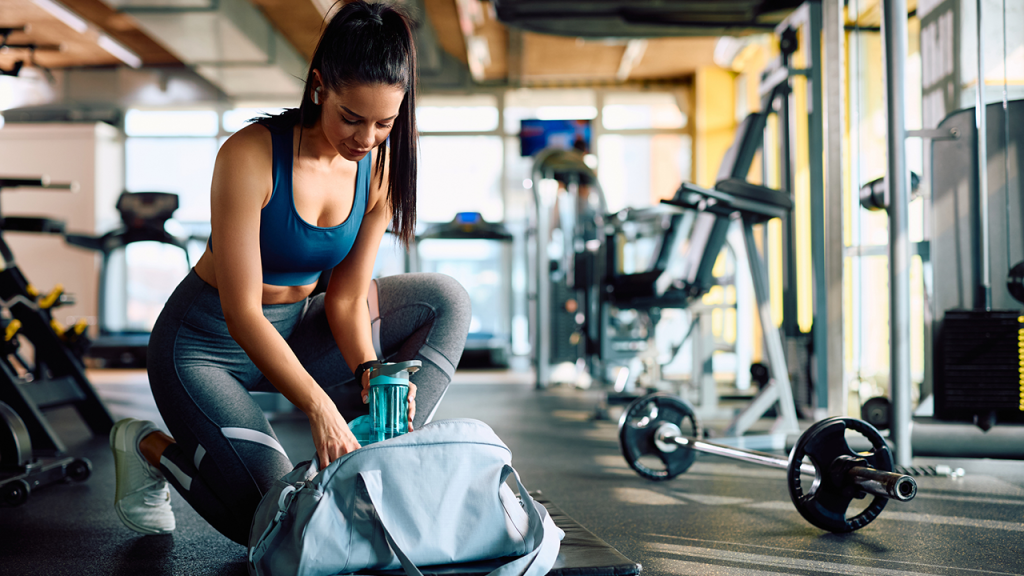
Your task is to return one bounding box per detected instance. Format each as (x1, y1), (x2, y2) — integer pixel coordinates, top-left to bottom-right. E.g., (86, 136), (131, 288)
(420, 273), (471, 327)
(383, 273), (471, 333)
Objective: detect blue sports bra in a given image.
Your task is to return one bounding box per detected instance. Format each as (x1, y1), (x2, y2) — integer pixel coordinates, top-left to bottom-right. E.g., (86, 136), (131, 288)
(210, 124), (371, 286)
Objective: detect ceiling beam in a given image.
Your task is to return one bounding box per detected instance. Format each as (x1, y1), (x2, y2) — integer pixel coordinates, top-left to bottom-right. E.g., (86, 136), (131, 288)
(507, 26), (522, 87)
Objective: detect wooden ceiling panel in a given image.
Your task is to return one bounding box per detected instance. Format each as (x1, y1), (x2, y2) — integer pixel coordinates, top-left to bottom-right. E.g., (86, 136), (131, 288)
(629, 37), (719, 79)
(247, 0), (325, 62)
(522, 33), (624, 81)
(424, 0), (467, 64)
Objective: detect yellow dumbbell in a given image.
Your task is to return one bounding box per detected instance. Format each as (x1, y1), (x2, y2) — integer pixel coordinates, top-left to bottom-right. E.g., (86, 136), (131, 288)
(5, 319), (22, 342)
(39, 284), (65, 310)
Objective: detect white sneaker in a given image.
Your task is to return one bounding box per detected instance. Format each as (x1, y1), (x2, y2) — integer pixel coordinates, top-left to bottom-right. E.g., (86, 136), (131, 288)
(110, 418), (176, 535)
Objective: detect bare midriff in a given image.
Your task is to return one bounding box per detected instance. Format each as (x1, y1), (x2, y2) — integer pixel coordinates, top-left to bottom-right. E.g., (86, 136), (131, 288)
(193, 250), (318, 305)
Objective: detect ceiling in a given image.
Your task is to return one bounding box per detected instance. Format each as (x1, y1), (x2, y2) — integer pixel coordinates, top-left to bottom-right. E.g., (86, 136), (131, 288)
(0, 0), (740, 107)
(1, 0), (916, 109)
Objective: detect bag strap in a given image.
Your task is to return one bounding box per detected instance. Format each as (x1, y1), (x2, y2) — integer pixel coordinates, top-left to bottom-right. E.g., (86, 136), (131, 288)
(358, 465), (560, 576)
(249, 484), (299, 566)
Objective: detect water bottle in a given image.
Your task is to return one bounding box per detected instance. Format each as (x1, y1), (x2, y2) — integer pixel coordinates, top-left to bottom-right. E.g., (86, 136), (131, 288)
(369, 360), (420, 442)
(348, 360), (421, 446)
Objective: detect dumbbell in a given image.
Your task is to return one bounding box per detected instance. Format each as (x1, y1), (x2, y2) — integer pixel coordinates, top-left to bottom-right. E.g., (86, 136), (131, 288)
(618, 393), (918, 532)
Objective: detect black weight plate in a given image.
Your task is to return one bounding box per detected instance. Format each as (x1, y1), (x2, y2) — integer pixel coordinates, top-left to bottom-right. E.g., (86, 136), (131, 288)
(618, 393), (701, 481)
(1009, 261), (1024, 304)
(0, 401), (32, 470)
(860, 397), (891, 431)
(787, 417), (893, 532)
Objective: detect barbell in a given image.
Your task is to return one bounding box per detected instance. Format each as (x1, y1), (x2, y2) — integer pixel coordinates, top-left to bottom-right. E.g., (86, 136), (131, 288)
(618, 393), (918, 532)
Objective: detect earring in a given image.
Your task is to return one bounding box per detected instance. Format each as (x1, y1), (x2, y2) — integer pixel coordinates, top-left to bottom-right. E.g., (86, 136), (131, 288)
(313, 87), (321, 105)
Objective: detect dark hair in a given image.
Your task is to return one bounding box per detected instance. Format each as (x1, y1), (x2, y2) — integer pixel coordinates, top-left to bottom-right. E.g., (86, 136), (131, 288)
(276, 1), (418, 247)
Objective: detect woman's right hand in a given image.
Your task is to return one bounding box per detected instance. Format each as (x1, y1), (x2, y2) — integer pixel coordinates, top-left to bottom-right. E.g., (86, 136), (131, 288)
(306, 400), (361, 469)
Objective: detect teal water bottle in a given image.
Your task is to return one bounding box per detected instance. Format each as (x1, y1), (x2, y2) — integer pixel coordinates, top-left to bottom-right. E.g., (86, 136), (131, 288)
(368, 360), (420, 443)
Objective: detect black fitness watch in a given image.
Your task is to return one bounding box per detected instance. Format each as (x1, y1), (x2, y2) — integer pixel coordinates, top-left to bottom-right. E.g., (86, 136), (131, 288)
(354, 360), (381, 384)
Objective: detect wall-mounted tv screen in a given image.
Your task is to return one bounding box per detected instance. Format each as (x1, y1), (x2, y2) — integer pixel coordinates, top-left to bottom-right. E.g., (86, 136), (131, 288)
(519, 119), (591, 157)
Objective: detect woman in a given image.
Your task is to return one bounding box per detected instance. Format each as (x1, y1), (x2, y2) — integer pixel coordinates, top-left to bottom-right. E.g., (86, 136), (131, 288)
(108, 0), (470, 545)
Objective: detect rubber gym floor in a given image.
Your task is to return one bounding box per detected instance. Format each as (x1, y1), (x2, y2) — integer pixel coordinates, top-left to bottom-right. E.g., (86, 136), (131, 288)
(2, 368), (1023, 576)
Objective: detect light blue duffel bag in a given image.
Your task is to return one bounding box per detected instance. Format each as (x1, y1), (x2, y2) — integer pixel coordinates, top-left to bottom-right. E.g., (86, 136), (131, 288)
(247, 418), (564, 576)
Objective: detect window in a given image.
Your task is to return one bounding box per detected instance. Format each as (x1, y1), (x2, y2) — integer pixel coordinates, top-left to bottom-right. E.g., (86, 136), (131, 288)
(597, 134), (691, 212)
(125, 109), (219, 137)
(223, 107), (286, 133)
(417, 136), (504, 224)
(118, 109), (221, 331)
(418, 94), (498, 132)
(504, 89), (597, 134)
(602, 92), (687, 130)
(416, 94), (503, 224)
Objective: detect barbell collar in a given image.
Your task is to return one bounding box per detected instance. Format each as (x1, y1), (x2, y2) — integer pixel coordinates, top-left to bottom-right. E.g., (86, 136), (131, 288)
(846, 466), (918, 502)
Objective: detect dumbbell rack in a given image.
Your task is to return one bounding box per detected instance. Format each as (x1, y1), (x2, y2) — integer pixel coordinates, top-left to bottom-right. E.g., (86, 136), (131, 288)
(0, 177), (112, 506)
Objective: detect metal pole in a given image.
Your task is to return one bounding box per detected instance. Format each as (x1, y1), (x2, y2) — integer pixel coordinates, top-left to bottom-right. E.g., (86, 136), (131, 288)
(741, 217), (800, 434)
(531, 163), (554, 388)
(1003, 0), (1012, 277)
(975, 0), (991, 310)
(823, 0), (846, 417)
(881, 0), (913, 467)
(807, 2), (829, 417)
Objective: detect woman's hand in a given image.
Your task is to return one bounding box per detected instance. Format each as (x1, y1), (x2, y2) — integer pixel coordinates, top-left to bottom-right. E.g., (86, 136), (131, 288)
(306, 400), (361, 469)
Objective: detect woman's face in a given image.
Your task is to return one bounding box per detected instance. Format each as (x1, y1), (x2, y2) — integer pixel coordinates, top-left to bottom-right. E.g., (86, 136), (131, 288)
(318, 81), (406, 162)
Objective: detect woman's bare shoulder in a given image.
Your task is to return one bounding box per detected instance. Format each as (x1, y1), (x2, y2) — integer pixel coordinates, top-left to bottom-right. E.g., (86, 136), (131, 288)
(212, 123), (275, 205)
(219, 123), (273, 162)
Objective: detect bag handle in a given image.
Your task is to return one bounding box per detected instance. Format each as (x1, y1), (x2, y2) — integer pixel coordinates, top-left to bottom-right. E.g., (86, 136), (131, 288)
(358, 465), (560, 576)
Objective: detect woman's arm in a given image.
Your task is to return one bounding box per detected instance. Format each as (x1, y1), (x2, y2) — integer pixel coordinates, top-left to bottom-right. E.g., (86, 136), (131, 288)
(323, 150), (417, 420)
(210, 126), (360, 465)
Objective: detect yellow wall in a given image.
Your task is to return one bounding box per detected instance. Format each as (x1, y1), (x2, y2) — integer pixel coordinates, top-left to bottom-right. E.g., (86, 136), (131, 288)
(694, 66), (737, 188)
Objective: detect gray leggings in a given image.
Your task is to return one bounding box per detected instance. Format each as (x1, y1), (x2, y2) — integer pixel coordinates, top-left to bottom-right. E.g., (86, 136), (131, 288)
(147, 269), (470, 544)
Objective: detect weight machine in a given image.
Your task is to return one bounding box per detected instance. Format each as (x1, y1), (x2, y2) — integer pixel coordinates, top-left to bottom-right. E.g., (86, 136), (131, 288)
(525, 76), (808, 441)
(601, 83), (801, 441)
(528, 147), (608, 390)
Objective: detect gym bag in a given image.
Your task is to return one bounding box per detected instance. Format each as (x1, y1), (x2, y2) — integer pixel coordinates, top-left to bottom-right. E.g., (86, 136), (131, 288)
(248, 418), (564, 576)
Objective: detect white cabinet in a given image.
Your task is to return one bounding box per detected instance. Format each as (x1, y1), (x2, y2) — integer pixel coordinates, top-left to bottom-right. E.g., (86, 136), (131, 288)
(0, 122), (124, 332)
